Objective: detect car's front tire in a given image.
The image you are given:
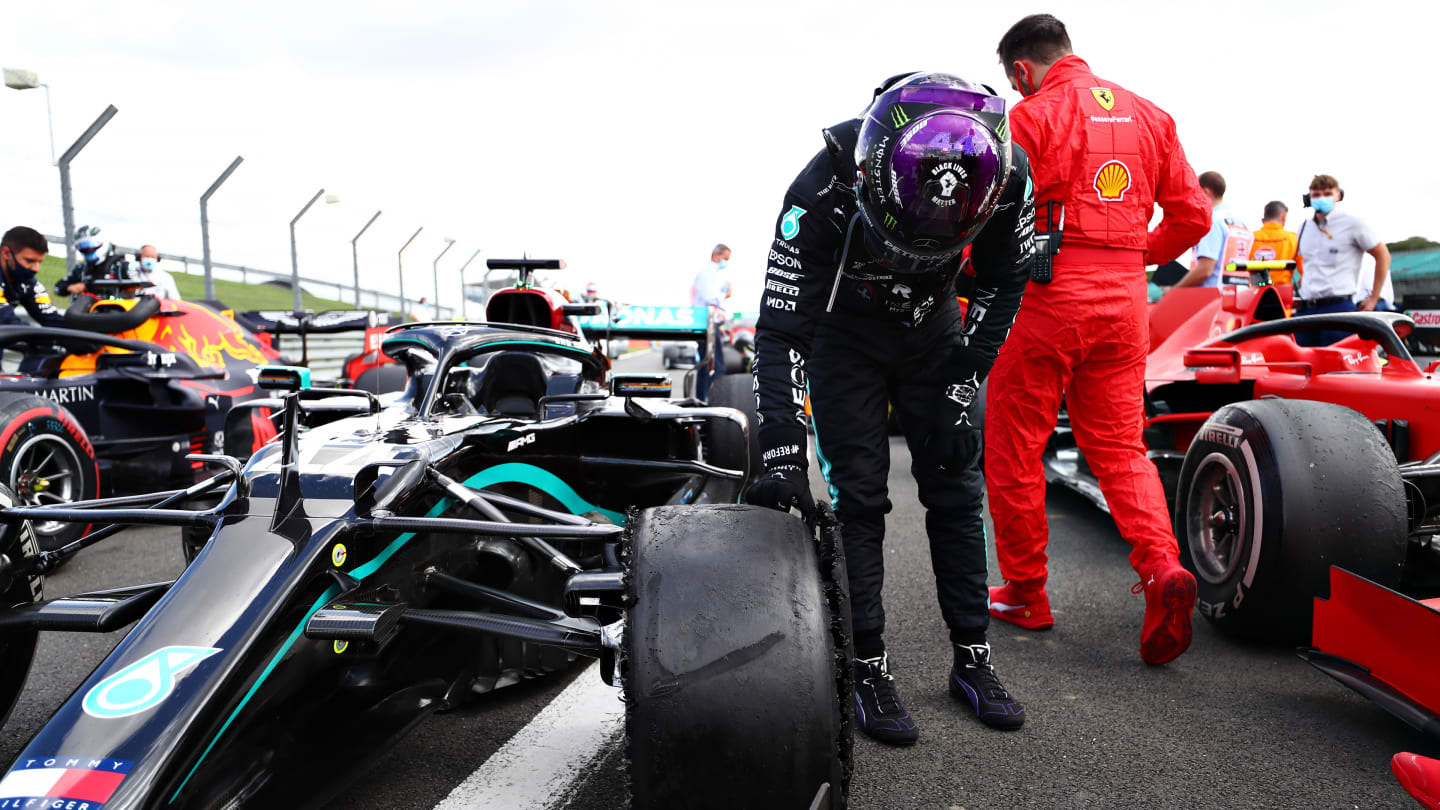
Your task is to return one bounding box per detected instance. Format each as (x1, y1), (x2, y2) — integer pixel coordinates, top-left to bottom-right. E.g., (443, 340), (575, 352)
(703, 373), (762, 490)
(0, 393), (99, 553)
(624, 505), (849, 810)
(0, 483), (42, 728)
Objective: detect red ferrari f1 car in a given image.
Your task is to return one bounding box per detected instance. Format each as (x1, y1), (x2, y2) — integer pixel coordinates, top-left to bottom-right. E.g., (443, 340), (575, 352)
(1042, 262), (1440, 739)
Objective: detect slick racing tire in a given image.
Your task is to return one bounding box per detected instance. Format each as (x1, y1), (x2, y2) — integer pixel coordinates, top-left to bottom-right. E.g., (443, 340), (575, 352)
(222, 405), (278, 462)
(0, 483), (42, 730)
(722, 345), (746, 374)
(625, 505), (848, 810)
(352, 363), (409, 395)
(0, 393), (99, 553)
(703, 373), (762, 488)
(1175, 399), (1407, 643)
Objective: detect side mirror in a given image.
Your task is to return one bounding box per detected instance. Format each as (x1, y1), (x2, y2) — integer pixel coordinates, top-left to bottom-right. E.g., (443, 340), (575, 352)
(610, 374), (672, 398)
(1184, 348), (1241, 384)
(563, 303), (602, 317)
(257, 365), (312, 392)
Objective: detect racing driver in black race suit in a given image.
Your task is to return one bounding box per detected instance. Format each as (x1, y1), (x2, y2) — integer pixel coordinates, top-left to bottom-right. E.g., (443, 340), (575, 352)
(745, 73), (1036, 745)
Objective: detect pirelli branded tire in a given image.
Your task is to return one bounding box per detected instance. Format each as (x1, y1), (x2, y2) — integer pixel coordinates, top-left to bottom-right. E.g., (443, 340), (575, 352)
(0, 393), (99, 553)
(1175, 399), (1407, 643)
(703, 373), (763, 488)
(352, 363), (409, 395)
(0, 483), (42, 729)
(722, 345), (746, 375)
(625, 505), (847, 810)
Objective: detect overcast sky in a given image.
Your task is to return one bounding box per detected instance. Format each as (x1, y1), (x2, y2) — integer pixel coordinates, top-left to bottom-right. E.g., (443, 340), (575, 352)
(1, 0), (1434, 313)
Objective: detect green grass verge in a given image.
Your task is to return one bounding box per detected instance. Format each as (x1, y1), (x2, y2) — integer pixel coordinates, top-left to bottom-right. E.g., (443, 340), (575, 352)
(37, 255), (371, 314)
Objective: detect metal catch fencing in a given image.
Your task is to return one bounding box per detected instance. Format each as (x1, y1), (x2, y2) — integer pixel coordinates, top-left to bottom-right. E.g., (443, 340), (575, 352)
(43, 234), (457, 319)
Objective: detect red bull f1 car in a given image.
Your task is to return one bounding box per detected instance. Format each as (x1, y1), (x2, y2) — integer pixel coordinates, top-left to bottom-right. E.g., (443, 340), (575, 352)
(0, 282), (280, 550)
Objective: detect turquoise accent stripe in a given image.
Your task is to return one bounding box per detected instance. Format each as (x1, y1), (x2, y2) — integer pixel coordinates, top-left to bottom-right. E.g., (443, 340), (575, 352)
(170, 463), (614, 802)
(806, 382), (839, 507)
(381, 336), (430, 350)
(169, 582), (340, 802)
(462, 463), (626, 525)
(475, 340), (591, 356)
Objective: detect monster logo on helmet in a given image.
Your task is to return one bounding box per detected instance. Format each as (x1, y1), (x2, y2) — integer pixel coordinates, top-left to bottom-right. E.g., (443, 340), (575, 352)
(853, 73), (1013, 274)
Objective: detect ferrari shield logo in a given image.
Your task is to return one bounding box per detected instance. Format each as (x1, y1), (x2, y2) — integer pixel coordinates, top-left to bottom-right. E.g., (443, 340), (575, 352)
(1090, 87), (1116, 111)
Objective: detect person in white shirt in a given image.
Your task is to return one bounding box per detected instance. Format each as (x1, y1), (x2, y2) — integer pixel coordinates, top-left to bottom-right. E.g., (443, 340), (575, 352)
(136, 245), (182, 300)
(690, 243), (731, 316)
(1295, 174), (1391, 345)
(1355, 261), (1396, 311)
(688, 243), (731, 400)
(409, 296), (434, 323)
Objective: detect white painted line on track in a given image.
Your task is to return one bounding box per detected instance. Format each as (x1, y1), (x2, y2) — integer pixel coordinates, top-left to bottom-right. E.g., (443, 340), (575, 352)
(433, 662), (623, 810)
(615, 348), (654, 361)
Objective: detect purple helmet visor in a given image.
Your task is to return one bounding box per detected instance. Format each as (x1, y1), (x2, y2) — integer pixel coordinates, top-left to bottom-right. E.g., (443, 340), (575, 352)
(854, 110), (1011, 272)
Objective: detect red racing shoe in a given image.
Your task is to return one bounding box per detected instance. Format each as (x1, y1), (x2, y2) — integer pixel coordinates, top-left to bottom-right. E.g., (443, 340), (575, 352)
(1393, 752), (1440, 809)
(988, 583), (1054, 630)
(1134, 560), (1197, 665)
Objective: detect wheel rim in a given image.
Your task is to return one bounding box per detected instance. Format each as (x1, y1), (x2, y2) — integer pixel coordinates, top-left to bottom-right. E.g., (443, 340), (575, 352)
(1185, 452), (1248, 586)
(10, 434), (84, 538)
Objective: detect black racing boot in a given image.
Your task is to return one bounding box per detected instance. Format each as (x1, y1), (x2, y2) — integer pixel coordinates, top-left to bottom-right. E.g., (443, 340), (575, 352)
(853, 654), (919, 746)
(949, 642), (1025, 730)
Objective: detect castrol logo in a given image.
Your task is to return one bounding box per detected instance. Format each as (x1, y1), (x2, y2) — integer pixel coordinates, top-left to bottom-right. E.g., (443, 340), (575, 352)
(1093, 160), (1131, 201)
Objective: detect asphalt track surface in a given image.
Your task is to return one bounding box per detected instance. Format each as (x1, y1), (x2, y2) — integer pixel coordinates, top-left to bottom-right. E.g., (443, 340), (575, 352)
(1, 350), (1433, 809)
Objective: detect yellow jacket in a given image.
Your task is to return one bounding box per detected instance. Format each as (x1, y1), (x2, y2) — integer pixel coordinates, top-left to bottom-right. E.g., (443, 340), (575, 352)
(1250, 222), (1299, 284)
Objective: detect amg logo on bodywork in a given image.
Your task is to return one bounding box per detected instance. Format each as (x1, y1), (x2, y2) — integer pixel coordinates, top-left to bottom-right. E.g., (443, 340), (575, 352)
(39, 386), (95, 405)
(506, 433), (536, 452)
(1198, 423), (1243, 448)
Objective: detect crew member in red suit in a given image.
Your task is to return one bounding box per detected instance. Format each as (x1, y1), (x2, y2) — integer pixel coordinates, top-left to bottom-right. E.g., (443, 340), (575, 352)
(985, 14), (1212, 665)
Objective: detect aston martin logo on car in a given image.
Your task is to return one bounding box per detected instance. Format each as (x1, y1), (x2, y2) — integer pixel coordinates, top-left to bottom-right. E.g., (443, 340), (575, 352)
(38, 386), (95, 405)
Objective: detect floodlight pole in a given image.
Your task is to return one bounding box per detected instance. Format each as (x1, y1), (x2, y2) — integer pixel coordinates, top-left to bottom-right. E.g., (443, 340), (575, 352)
(289, 188), (325, 314)
(433, 239), (455, 318)
(398, 227), (423, 319)
(458, 249), (482, 319)
(351, 210), (382, 307)
(200, 155), (244, 300)
(58, 104), (118, 269)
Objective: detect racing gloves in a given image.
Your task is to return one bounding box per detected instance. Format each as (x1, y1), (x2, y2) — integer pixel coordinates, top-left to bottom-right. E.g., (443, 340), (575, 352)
(744, 464), (816, 521)
(927, 372), (983, 472)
